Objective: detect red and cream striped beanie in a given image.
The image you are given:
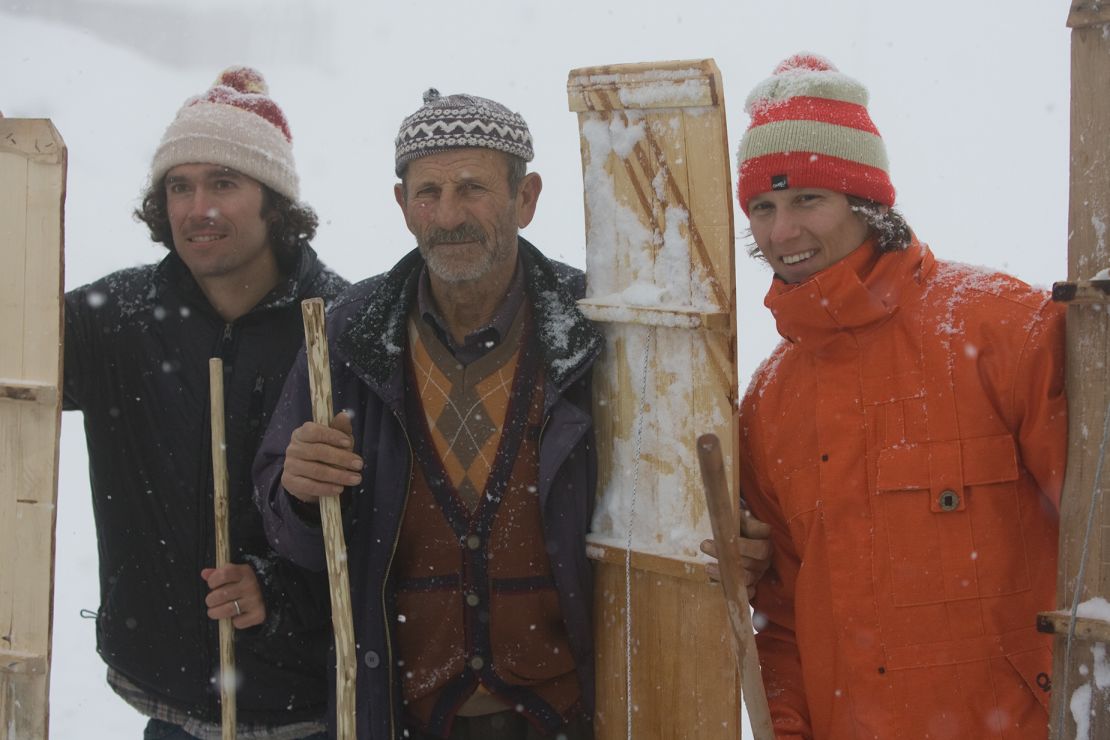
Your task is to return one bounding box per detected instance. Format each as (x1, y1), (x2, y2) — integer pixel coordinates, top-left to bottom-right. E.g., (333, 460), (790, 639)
(736, 53), (894, 215)
(151, 66), (299, 200)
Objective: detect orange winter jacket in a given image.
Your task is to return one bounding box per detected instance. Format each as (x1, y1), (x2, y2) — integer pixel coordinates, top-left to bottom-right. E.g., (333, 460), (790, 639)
(740, 238), (1066, 740)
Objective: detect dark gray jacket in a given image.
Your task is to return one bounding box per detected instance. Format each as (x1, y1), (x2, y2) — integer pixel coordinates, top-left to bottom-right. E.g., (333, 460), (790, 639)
(253, 239), (602, 739)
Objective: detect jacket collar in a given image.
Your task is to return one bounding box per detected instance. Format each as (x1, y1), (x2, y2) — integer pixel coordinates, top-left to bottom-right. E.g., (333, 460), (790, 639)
(766, 236), (933, 354)
(158, 245), (322, 319)
(336, 237), (602, 398)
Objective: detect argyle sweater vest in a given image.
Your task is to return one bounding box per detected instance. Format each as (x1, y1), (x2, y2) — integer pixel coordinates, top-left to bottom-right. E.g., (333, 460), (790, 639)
(395, 306), (581, 737)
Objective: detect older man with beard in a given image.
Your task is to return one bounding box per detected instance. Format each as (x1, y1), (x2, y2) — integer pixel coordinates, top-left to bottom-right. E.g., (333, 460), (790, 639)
(254, 90), (602, 740)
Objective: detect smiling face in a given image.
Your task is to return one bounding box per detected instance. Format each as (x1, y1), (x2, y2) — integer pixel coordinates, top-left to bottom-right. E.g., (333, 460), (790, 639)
(747, 188), (873, 284)
(165, 163), (277, 286)
(395, 148), (540, 288)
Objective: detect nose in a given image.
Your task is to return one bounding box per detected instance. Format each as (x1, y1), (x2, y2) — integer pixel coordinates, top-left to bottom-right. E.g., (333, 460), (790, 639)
(185, 189), (216, 223)
(768, 209), (801, 244)
(431, 189), (467, 231)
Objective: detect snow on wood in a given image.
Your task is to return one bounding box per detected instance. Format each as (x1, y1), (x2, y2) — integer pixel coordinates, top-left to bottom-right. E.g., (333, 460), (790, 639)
(569, 58), (741, 739)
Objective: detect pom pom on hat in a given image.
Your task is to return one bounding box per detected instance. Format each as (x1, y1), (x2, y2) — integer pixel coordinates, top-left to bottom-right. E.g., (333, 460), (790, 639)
(736, 52), (894, 215)
(394, 88), (534, 176)
(150, 65), (299, 200)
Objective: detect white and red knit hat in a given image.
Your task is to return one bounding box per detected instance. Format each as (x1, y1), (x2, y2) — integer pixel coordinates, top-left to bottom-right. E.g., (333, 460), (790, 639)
(736, 53), (894, 215)
(150, 66), (299, 200)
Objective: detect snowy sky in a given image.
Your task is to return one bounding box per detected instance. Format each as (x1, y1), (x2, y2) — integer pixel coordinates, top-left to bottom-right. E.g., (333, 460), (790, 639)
(1, 0), (1072, 734)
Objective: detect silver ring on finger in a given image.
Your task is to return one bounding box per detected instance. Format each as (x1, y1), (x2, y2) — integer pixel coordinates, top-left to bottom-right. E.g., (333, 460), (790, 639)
(233, 599), (242, 616)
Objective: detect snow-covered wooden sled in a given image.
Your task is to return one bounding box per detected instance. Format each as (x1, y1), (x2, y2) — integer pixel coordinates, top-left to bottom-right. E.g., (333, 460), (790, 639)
(0, 118), (66, 738)
(1037, 3), (1110, 738)
(567, 59), (742, 737)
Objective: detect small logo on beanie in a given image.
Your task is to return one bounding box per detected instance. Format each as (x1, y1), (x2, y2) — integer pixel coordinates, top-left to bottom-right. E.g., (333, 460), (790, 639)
(771, 175), (789, 190)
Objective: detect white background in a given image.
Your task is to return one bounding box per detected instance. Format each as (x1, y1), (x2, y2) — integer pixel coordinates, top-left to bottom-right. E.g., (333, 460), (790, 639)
(1, 0), (1071, 734)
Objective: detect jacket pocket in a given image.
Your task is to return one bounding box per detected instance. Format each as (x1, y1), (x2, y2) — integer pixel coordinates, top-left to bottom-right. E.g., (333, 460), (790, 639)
(875, 434), (1028, 607)
(773, 463), (821, 551)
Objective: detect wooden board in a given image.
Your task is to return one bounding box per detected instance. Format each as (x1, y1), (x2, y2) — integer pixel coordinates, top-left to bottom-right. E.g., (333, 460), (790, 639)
(567, 59), (740, 738)
(0, 119), (66, 739)
(589, 543), (739, 737)
(1048, 4), (1110, 738)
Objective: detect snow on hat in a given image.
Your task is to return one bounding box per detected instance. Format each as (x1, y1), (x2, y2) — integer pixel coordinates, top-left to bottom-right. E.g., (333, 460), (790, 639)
(736, 53), (894, 215)
(394, 88), (534, 176)
(151, 66), (299, 200)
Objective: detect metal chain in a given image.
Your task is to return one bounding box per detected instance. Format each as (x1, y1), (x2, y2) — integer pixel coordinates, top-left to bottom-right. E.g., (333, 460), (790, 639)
(1056, 397), (1110, 735)
(625, 325), (656, 740)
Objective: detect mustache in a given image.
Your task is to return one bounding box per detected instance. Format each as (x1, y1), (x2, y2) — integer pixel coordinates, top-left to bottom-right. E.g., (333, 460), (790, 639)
(425, 224), (487, 247)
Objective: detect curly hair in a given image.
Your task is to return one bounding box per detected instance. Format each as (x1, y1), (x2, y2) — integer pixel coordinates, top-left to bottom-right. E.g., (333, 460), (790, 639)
(134, 181), (318, 272)
(743, 196), (913, 259)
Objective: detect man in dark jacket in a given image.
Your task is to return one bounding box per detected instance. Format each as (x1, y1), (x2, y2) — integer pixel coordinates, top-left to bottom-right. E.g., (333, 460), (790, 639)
(254, 90), (602, 739)
(64, 67), (347, 739)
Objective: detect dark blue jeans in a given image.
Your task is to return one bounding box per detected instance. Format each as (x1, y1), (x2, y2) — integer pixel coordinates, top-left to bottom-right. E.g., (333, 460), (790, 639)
(143, 718), (327, 739)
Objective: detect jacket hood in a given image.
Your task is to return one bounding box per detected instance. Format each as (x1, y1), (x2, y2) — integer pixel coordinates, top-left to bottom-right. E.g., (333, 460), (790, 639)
(766, 236), (933, 354)
(336, 237), (603, 394)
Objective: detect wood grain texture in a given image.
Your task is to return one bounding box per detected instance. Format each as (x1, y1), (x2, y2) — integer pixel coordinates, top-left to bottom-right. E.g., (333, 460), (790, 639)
(0, 118), (64, 740)
(208, 359), (237, 739)
(568, 60), (742, 738)
(591, 545), (740, 738)
(1049, 12), (1110, 740)
(300, 298), (357, 739)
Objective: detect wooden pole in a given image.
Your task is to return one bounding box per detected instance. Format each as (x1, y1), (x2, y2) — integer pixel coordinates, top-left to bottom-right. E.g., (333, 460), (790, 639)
(300, 297), (357, 739)
(208, 359), (236, 740)
(696, 434), (774, 740)
(1043, 2), (1110, 738)
(0, 118), (66, 740)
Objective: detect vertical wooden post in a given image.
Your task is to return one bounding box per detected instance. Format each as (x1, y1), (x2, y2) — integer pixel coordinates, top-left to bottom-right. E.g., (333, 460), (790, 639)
(208, 359), (237, 740)
(300, 298), (357, 739)
(1047, 2), (1110, 738)
(0, 119), (66, 739)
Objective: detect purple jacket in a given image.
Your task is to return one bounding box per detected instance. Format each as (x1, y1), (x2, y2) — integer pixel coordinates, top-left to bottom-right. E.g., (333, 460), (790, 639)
(253, 239), (602, 739)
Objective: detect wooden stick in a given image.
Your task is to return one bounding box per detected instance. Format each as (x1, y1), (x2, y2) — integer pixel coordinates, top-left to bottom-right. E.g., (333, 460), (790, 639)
(208, 358), (236, 740)
(696, 433), (775, 740)
(301, 298), (357, 739)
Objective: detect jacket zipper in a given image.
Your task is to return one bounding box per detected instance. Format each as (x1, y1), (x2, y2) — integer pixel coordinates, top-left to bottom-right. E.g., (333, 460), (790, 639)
(383, 408), (414, 739)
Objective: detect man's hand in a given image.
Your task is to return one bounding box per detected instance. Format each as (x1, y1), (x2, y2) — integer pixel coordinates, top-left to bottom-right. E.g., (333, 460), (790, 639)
(202, 563), (266, 629)
(281, 410), (363, 503)
(701, 509), (772, 599)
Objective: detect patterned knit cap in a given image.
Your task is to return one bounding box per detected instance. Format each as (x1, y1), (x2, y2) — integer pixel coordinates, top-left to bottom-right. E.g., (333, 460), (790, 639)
(394, 88), (534, 176)
(736, 53), (894, 215)
(151, 66), (299, 200)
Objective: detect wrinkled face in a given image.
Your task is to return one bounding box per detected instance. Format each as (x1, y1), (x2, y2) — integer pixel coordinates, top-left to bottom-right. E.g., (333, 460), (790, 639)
(165, 164), (275, 284)
(747, 188), (872, 284)
(395, 149), (538, 285)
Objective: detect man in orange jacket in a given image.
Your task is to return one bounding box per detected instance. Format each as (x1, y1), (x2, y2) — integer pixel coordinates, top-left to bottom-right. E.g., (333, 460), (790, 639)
(727, 53), (1066, 738)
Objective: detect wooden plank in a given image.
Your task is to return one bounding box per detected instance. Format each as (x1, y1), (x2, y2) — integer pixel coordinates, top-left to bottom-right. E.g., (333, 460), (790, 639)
(1037, 610), (1110, 642)
(0, 381), (58, 404)
(568, 59), (740, 738)
(1051, 279), (1110, 303)
(1068, 0), (1110, 28)
(568, 60), (720, 111)
(1050, 10), (1110, 739)
(592, 557), (740, 738)
(0, 118), (65, 740)
(577, 300), (730, 332)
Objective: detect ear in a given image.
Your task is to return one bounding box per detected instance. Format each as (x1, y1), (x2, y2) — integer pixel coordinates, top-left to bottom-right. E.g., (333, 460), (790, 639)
(515, 172), (542, 229)
(394, 182), (406, 210)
